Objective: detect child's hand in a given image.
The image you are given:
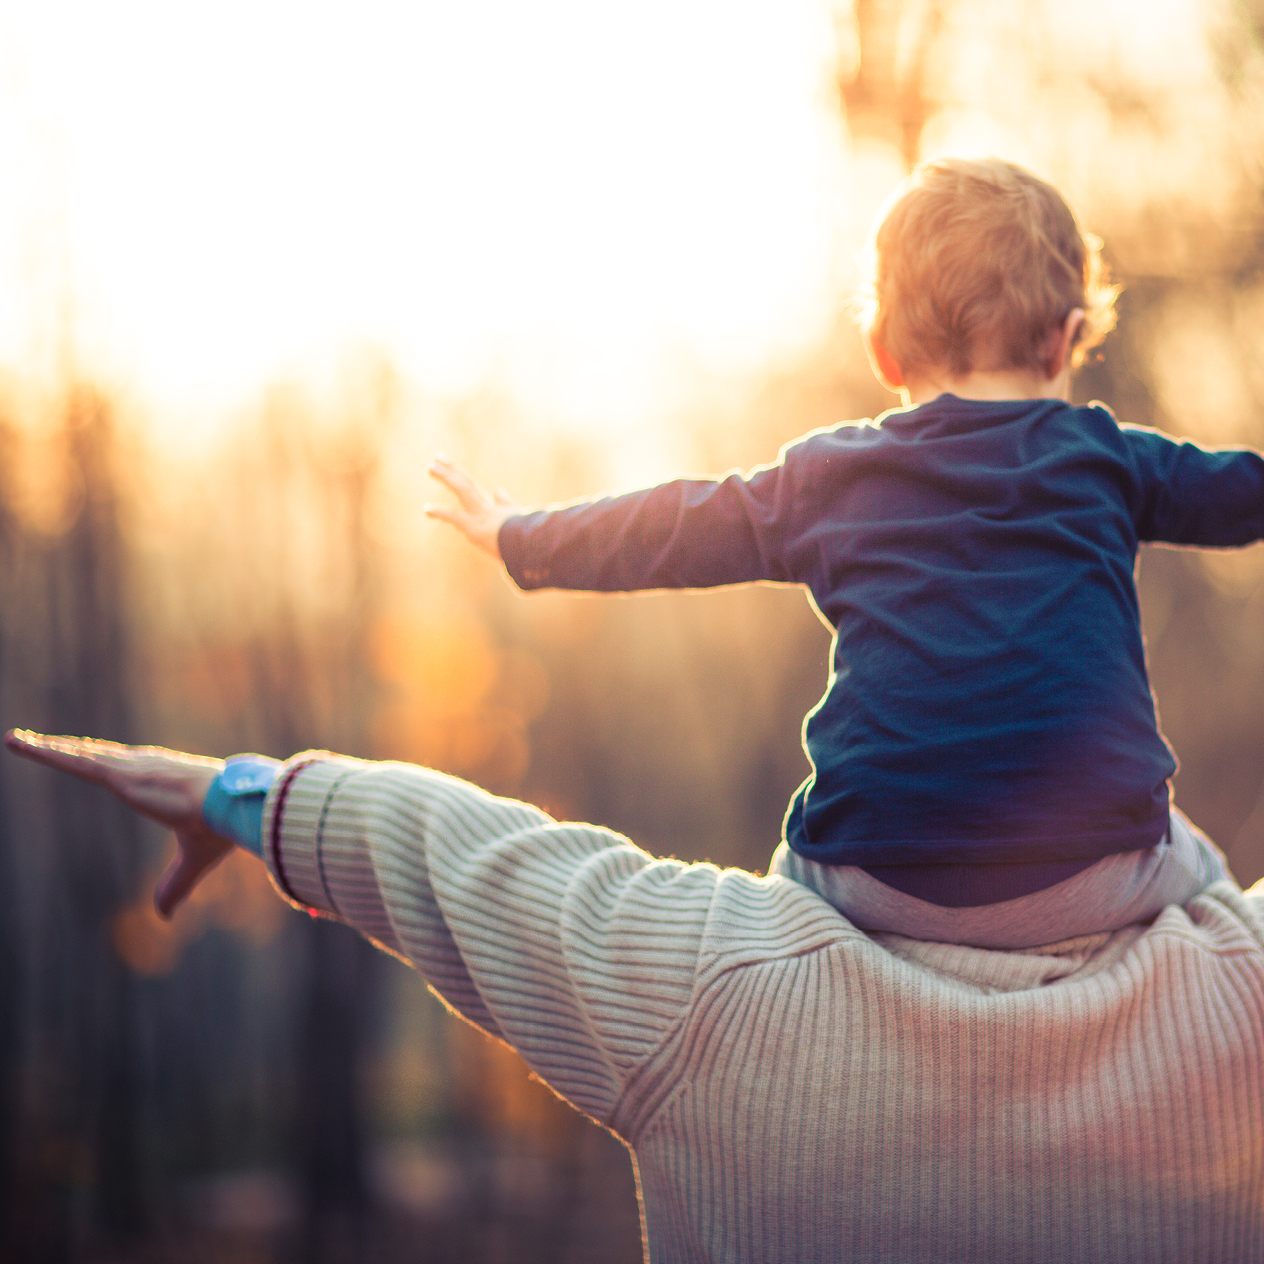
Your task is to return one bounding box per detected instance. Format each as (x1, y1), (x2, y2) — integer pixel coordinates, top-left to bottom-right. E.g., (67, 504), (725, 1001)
(425, 456), (519, 562)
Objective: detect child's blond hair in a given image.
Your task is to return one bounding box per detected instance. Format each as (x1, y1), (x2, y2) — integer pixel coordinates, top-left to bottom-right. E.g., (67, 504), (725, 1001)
(862, 158), (1119, 378)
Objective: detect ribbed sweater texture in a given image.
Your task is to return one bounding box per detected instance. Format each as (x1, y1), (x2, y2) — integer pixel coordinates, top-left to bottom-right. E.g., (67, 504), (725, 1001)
(263, 754), (1264, 1263)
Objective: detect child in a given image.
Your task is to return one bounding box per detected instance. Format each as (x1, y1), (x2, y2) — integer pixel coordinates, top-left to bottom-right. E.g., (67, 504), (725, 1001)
(427, 157), (1264, 948)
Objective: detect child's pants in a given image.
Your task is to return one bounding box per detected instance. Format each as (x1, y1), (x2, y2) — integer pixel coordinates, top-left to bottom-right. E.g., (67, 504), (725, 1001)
(769, 808), (1229, 949)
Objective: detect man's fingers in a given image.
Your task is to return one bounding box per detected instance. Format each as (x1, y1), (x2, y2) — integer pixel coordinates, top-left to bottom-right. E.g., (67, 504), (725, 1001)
(5, 730), (115, 785)
(154, 852), (199, 920)
(154, 850), (197, 920)
(7, 730), (235, 918)
(154, 830), (233, 920)
(6, 730), (222, 829)
(6, 729), (109, 760)
(6, 730), (218, 779)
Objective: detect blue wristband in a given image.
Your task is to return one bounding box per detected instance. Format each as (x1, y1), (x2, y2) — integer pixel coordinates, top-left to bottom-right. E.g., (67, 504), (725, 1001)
(202, 755), (283, 856)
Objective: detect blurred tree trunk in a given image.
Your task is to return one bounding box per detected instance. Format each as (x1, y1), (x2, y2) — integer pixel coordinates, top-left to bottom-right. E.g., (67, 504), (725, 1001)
(297, 920), (375, 1261)
(247, 373), (392, 1261)
(24, 390), (147, 1252)
(0, 791), (18, 1257)
(0, 417), (20, 1254)
(54, 392), (145, 1242)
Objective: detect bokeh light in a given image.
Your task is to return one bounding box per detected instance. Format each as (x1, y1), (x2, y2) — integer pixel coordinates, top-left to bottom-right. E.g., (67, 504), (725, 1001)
(2, 0), (1264, 1259)
(0, 0), (847, 447)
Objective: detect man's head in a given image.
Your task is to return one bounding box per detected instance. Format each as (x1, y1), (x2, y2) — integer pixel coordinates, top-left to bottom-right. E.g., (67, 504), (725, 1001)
(860, 157), (1118, 388)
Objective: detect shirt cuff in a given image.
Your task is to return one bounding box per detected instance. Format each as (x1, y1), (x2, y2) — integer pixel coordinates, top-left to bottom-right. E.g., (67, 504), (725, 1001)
(258, 755), (364, 914)
(202, 755), (283, 856)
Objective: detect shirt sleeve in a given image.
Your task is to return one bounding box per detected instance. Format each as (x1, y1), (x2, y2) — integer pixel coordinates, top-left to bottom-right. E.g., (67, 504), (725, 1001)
(259, 755), (719, 1128)
(498, 451), (807, 592)
(1124, 427), (1264, 546)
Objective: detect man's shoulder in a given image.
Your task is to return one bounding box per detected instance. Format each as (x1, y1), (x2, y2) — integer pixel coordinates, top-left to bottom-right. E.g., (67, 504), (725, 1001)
(692, 869), (872, 978)
(689, 870), (1264, 995)
(1182, 881), (1264, 957)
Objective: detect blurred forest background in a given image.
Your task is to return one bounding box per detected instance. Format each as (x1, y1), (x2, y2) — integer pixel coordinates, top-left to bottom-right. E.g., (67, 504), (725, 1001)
(2, 0), (1264, 1260)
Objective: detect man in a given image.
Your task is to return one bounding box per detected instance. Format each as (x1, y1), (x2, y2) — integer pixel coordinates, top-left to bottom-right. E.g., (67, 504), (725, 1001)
(9, 728), (1264, 1263)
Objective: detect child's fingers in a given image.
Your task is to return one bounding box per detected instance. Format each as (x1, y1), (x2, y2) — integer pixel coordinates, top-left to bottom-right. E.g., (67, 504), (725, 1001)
(428, 456), (471, 498)
(426, 458), (509, 559)
(429, 457), (490, 512)
(424, 502), (465, 530)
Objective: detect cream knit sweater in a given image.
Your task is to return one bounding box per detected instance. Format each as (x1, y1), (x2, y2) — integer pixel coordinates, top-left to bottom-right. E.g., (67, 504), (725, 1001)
(262, 755), (1264, 1263)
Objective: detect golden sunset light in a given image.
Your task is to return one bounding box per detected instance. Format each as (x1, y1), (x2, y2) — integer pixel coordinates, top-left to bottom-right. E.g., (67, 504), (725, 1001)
(0, 0), (848, 445)
(2, 2), (1264, 1258)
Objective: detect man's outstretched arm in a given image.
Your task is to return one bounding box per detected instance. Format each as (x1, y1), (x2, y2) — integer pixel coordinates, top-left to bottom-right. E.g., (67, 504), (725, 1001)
(5, 730), (716, 1131)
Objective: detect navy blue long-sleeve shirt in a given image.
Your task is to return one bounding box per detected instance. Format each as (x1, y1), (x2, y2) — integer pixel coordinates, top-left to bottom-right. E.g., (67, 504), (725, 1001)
(501, 396), (1264, 868)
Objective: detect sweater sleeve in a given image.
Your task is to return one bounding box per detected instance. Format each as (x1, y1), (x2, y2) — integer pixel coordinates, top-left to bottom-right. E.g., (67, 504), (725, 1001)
(1124, 426), (1264, 546)
(498, 451), (808, 592)
(259, 754), (719, 1127)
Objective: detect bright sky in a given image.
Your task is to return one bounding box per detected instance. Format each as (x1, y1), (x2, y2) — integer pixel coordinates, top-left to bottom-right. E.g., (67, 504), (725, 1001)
(0, 0), (849, 441)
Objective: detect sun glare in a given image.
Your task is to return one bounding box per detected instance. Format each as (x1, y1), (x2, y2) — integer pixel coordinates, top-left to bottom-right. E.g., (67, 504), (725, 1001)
(0, 0), (848, 445)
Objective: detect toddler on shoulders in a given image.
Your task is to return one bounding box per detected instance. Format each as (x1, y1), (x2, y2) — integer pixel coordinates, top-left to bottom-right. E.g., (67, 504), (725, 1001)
(428, 157), (1264, 948)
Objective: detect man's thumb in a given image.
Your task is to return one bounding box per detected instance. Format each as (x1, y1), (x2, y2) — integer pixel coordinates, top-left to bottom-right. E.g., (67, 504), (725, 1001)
(154, 841), (211, 920)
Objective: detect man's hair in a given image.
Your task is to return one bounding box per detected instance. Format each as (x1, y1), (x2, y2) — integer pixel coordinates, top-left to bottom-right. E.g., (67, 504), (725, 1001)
(861, 157), (1119, 378)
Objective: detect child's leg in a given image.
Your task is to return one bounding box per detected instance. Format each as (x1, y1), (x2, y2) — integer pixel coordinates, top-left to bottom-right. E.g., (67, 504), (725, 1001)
(769, 808), (1230, 950)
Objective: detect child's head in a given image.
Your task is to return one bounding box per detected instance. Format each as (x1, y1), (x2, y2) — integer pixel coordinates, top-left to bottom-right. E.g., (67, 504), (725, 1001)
(861, 157), (1118, 384)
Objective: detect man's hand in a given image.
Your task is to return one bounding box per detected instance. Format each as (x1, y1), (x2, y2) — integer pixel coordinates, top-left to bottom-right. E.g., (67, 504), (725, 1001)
(5, 730), (233, 919)
(425, 456), (518, 561)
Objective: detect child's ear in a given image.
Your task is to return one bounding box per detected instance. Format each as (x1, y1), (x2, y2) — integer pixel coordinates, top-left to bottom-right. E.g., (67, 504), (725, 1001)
(1045, 309), (1086, 380)
(864, 331), (906, 393)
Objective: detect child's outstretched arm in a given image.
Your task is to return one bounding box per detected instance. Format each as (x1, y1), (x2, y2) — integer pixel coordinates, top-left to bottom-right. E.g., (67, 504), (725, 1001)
(426, 447), (810, 596)
(425, 456), (519, 561)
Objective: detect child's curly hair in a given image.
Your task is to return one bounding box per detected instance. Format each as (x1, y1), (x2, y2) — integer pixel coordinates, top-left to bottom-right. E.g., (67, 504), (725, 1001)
(860, 158), (1119, 378)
